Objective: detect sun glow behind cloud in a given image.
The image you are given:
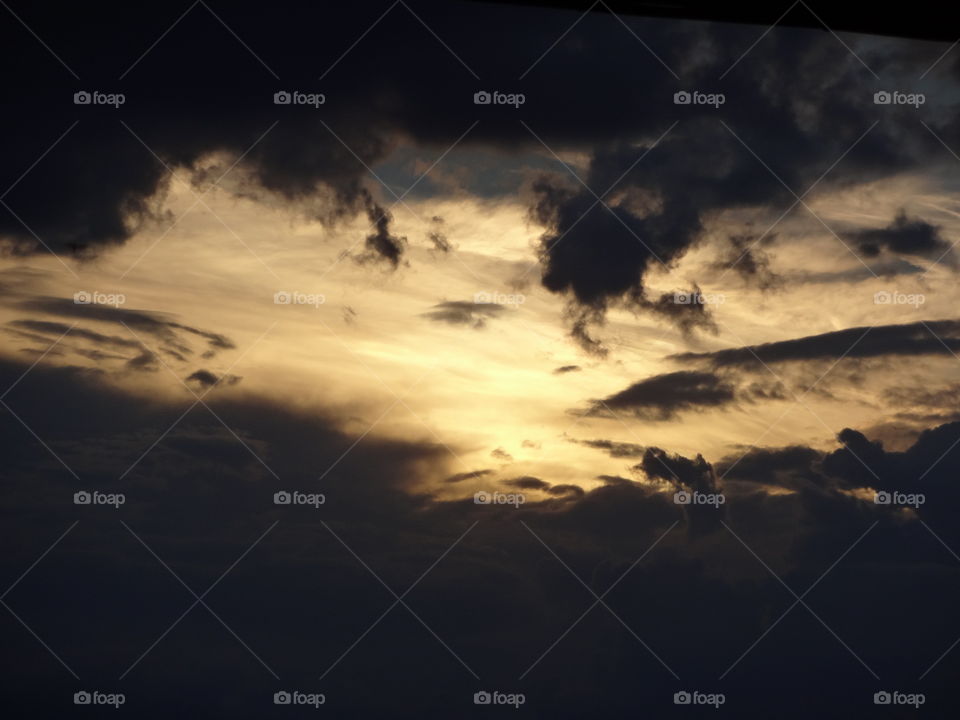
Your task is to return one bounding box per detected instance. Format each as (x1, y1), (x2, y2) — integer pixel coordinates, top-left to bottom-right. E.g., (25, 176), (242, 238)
(3, 142), (960, 501)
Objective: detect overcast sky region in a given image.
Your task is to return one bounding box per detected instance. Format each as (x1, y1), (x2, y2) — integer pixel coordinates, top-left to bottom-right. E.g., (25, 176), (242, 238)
(2, 1), (960, 717)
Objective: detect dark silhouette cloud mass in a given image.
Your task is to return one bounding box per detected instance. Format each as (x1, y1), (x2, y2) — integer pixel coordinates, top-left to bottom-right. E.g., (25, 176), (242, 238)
(3, 1), (960, 717)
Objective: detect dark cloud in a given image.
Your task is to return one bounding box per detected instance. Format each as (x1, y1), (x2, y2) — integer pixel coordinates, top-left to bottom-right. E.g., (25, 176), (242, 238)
(643, 287), (718, 335)
(522, 19), (939, 344)
(442, 468), (492, 483)
(5, 318), (166, 372)
(0, 1), (468, 260)
(427, 215), (451, 252)
(640, 446), (719, 495)
(0, 3), (939, 323)
(502, 475), (550, 490)
(427, 230), (451, 252)
(574, 438), (647, 458)
(18, 297), (235, 358)
(716, 445), (826, 489)
(553, 364), (581, 374)
(583, 370), (735, 420)
(845, 210), (950, 260)
(0, 3), (477, 258)
(8, 319), (141, 351)
(0, 1), (950, 370)
(4, 3), (960, 716)
(885, 383), (960, 419)
(355, 191), (407, 267)
(71, 347), (126, 362)
(742, 380), (789, 401)
(546, 483), (585, 498)
(533, 173), (696, 308)
(712, 232), (782, 290)
(125, 346), (158, 371)
(596, 474), (635, 485)
(421, 300), (505, 328)
(790, 256), (925, 283)
(717, 421), (960, 539)
(639, 446), (725, 535)
(169, 321), (234, 352)
(3, 353), (960, 716)
(675, 320), (960, 368)
(185, 369), (242, 389)
(567, 304), (610, 356)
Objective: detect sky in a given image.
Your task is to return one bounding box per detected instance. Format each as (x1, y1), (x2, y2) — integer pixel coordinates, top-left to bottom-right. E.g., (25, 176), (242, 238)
(2, 1), (960, 717)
